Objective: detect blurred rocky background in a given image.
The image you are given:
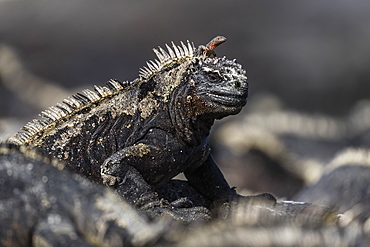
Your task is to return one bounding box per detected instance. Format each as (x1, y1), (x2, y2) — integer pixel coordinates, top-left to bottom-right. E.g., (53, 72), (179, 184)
(1, 0), (370, 206)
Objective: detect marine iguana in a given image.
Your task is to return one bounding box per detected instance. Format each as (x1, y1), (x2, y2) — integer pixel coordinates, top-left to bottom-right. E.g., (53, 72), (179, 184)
(7, 36), (258, 216)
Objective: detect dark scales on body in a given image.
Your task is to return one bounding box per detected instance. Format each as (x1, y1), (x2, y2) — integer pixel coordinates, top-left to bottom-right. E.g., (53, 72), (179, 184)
(8, 36), (276, 220)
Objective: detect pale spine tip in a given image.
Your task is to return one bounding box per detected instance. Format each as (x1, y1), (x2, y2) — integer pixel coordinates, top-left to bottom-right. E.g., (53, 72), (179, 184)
(158, 46), (170, 60)
(153, 48), (164, 62)
(181, 41), (189, 56)
(171, 41), (181, 57)
(165, 44), (176, 58)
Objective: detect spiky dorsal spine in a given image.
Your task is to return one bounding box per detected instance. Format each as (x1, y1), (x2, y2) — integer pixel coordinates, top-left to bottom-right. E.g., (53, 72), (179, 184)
(139, 40), (196, 80)
(7, 79), (130, 145)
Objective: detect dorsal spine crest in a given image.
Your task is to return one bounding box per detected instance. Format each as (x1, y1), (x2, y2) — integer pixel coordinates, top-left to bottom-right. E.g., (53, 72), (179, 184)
(139, 40), (197, 80)
(7, 79), (131, 145)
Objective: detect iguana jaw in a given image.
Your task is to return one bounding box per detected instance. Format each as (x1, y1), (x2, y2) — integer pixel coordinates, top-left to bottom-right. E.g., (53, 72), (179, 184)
(202, 86), (248, 106)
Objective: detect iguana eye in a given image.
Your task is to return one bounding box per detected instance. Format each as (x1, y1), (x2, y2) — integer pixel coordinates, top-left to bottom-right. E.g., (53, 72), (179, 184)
(206, 72), (221, 82)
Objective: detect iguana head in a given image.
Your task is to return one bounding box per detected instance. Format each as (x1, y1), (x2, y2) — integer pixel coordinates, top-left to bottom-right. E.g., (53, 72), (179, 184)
(139, 36), (248, 120)
(188, 56), (248, 119)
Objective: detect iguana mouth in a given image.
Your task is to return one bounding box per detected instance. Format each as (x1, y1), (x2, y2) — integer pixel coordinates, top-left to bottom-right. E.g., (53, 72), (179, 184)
(205, 89), (248, 107)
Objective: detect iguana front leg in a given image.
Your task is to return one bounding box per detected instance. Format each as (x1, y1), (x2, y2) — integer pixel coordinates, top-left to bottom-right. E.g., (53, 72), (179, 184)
(184, 155), (237, 203)
(100, 143), (211, 221)
(101, 143), (160, 207)
(185, 155), (277, 217)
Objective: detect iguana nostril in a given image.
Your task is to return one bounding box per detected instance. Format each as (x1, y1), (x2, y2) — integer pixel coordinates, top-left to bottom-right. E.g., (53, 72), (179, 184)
(235, 81), (241, 88)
